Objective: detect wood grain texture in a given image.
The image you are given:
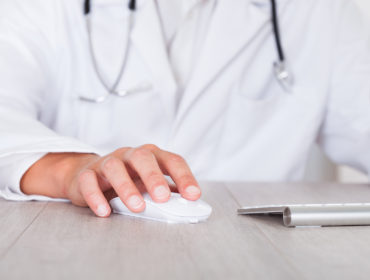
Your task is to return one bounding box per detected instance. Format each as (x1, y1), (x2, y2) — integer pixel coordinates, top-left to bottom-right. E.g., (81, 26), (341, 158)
(0, 199), (46, 258)
(3, 182), (369, 280)
(0, 183), (298, 280)
(227, 182), (370, 280)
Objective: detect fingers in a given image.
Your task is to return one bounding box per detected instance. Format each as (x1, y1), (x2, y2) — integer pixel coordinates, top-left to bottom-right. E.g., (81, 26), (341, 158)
(153, 150), (201, 201)
(77, 144), (200, 219)
(78, 169), (111, 217)
(101, 157), (145, 213)
(124, 146), (171, 203)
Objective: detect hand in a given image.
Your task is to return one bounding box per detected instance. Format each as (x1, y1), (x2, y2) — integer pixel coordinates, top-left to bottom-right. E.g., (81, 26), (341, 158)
(21, 145), (201, 217)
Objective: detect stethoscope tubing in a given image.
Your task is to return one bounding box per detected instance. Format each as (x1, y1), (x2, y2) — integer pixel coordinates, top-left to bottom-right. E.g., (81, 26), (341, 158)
(270, 0), (285, 62)
(80, 0), (136, 103)
(81, 0), (292, 103)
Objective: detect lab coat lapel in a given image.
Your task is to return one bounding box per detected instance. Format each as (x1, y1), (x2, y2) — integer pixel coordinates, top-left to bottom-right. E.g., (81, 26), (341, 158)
(131, 0), (177, 119)
(175, 0), (272, 124)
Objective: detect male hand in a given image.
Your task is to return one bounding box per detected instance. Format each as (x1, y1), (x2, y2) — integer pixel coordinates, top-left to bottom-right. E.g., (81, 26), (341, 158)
(21, 144), (201, 217)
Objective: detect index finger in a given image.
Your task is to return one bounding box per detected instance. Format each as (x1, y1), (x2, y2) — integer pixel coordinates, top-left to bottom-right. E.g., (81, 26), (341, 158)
(152, 150), (201, 201)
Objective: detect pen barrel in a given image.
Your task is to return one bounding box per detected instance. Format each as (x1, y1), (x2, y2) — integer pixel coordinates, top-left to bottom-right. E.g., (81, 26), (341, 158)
(283, 205), (370, 227)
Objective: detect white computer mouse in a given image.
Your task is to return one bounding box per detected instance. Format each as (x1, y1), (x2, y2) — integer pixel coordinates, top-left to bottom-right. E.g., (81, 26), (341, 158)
(109, 192), (212, 224)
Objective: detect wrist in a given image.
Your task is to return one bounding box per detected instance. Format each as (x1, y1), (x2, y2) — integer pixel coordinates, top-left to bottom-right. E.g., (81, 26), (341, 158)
(21, 153), (99, 198)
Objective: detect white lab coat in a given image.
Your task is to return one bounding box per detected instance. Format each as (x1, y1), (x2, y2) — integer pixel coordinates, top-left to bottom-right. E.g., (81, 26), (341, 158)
(0, 0), (370, 200)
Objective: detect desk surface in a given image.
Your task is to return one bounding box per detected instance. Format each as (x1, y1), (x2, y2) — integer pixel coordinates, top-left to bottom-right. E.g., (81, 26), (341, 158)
(1, 182), (370, 280)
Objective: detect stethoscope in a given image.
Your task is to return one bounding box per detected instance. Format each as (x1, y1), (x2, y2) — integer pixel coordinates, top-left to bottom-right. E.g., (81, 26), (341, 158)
(80, 0), (293, 103)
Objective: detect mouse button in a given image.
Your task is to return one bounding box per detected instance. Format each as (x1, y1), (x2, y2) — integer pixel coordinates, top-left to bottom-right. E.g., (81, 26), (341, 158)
(111, 197), (173, 222)
(110, 197), (129, 213)
(140, 203), (168, 221)
(172, 197), (190, 206)
(142, 192), (211, 218)
(140, 196), (183, 220)
(147, 198), (192, 217)
(141, 203), (194, 223)
(188, 201), (212, 216)
(142, 192), (179, 203)
(160, 199), (208, 217)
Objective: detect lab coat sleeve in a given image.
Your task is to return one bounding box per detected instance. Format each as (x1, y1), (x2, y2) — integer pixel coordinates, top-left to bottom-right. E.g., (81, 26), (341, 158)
(318, 1), (370, 176)
(0, 1), (102, 201)
(0, 153), (68, 202)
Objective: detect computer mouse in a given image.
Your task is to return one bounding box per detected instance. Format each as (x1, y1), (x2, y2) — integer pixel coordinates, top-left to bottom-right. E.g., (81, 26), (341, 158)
(109, 192), (212, 224)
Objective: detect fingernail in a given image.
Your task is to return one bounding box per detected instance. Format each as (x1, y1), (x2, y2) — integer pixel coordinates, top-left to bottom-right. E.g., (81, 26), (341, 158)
(96, 205), (109, 217)
(127, 195), (144, 209)
(153, 185), (170, 200)
(185, 185), (201, 197)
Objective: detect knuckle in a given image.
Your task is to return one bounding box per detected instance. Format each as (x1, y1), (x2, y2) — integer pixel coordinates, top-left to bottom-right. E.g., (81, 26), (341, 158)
(102, 156), (121, 171)
(141, 144), (160, 152)
(130, 147), (151, 159)
(114, 147), (130, 156)
(168, 153), (185, 164)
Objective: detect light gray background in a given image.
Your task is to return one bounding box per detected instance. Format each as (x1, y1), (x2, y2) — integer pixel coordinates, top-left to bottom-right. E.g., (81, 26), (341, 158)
(304, 0), (370, 183)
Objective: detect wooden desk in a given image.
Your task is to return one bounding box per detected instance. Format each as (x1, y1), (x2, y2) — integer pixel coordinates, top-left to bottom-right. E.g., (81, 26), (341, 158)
(1, 182), (370, 280)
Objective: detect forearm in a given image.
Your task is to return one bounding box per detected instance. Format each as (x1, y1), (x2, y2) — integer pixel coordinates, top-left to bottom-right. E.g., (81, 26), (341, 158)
(20, 152), (98, 198)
